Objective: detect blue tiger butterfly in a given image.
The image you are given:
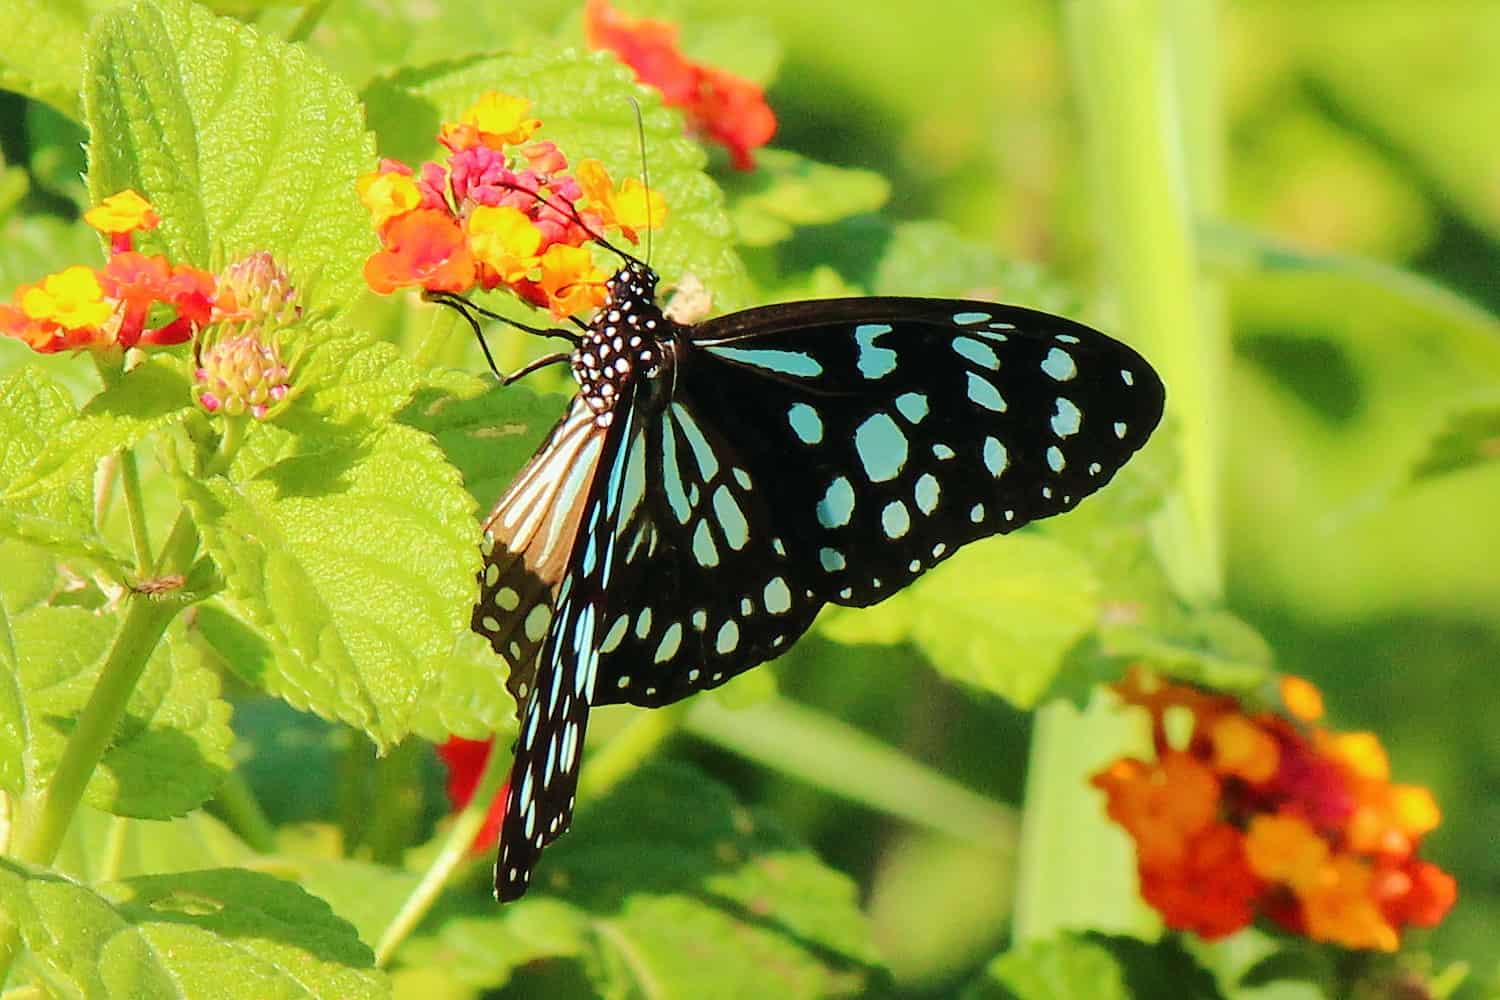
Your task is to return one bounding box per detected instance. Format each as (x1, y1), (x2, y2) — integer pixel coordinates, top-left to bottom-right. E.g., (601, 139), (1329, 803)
(453, 233), (1164, 901)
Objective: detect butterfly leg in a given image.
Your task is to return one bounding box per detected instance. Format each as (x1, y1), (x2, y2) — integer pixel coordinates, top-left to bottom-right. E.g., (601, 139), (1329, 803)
(501, 352), (572, 385)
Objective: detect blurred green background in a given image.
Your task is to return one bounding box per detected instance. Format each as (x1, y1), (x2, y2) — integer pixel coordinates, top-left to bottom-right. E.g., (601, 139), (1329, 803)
(3, 0), (1498, 995)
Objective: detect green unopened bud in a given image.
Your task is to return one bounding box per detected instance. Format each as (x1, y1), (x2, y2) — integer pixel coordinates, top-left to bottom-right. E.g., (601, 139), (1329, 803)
(193, 333), (292, 420)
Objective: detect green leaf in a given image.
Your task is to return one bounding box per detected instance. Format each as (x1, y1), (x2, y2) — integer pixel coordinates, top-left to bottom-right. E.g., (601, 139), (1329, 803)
(84, 0), (376, 309)
(1409, 400), (1500, 483)
(0, 0), (112, 117)
(523, 761), (881, 996)
(53, 806), (253, 882)
(362, 46), (750, 310)
(724, 148), (889, 247)
(5, 355), (194, 500)
(7, 609), (232, 817)
(963, 933), (1224, 1000)
(0, 859), (389, 999)
(395, 905), (584, 995)
(180, 423), (481, 748)
(816, 533), (1100, 708)
(0, 365), (94, 526)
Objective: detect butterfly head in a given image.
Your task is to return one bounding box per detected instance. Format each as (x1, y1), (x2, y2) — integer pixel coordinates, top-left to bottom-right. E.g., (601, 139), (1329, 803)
(571, 262), (673, 427)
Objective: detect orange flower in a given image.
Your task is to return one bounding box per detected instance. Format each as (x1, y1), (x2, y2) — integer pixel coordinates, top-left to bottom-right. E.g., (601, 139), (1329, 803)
(364, 209), (476, 294)
(1300, 856), (1399, 952)
(576, 158), (667, 243)
(1211, 714), (1279, 783)
(1245, 814), (1328, 889)
(1138, 823), (1261, 940)
(534, 244), (607, 318)
(1095, 668), (1455, 952)
(1092, 751), (1218, 869)
(1280, 675), (1324, 721)
(584, 0), (776, 170)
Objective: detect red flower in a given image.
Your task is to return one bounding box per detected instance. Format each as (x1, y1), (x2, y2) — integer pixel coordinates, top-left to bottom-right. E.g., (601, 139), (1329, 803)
(584, 0), (776, 169)
(436, 736), (506, 853)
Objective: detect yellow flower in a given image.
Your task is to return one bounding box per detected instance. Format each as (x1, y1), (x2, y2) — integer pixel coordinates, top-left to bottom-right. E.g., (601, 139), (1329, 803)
(467, 205), (543, 285)
(358, 170), (423, 229)
(83, 189), (159, 236)
(1244, 814), (1327, 889)
(444, 92), (541, 150)
(1300, 856), (1399, 952)
(1279, 675), (1324, 721)
(576, 158), (667, 241)
(20, 266), (112, 330)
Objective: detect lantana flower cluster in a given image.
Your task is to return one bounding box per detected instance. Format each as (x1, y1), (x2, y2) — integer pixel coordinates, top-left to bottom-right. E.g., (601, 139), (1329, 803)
(358, 91), (665, 319)
(1093, 668), (1455, 950)
(584, 0), (777, 170)
(0, 191), (216, 354)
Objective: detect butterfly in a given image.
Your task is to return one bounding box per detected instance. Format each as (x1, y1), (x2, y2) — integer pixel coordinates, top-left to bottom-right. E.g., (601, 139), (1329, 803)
(457, 254), (1164, 901)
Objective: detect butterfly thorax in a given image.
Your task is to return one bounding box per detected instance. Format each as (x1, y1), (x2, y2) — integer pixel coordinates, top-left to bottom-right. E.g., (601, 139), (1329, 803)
(570, 261), (678, 427)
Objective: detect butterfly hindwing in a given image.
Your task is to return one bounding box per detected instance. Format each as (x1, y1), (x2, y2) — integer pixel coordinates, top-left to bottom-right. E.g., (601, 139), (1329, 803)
(473, 398), (605, 710)
(682, 298), (1164, 606)
(495, 390), (640, 901)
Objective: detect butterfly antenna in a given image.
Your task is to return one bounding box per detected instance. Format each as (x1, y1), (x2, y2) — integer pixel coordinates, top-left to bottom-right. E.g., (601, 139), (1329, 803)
(628, 96), (654, 264)
(494, 180), (646, 272)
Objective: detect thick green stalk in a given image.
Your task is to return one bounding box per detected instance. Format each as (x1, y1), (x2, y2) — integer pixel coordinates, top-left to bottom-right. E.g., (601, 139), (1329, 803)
(1012, 0), (1227, 943)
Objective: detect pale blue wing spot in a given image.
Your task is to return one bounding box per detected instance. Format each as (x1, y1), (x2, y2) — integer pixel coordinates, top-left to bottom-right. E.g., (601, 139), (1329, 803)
(707, 344), (824, 377)
(932, 443), (956, 460)
(659, 419), (691, 523)
(1042, 486), (1054, 499)
(953, 336), (1001, 370)
(712, 484), (750, 550)
(987, 321), (1015, 332)
(1089, 461), (1103, 476)
(1042, 347), (1077, 381)
(764, 576), (791, 614)
(854, 412), (909, 482)
(971, 329), (1009, 345)
(740, 597), (754, 616)
(654, 622), (683, 663)
(1056, 334), (1081, 344)
(914, 473), (940, 514)
(953, 311), (991, 325)
(908, 558), (922, 572)
(635, 607), (653, 639)
(931, 542), (947, 558)
(715, 620), (740, 654)
(672, 403), (719, 480)
(855, 323), (898, 379)
(691, 609), (708, 630)
(820, 547), (847, 572)
(1114, 421), (1128, 439)
(882, 500), (911, 539)
(983, 436), (1009, 478)
(484, 564), (499, 587)
(733, 467), (753, 489)
(1121, 369), (1135, 386)
(524, 604), (551, 641)
(1047, 446), (1066, 472)
(691, 520), (720, 567)
(619, 429), (648, 521)
(1052, 397), (1082, 437)
(966, 372), (1007, 412)
(480, 615), (500, 633)
(817, 475), (856, 528)
(970, 502), (985, 523)
(895, 392), (930, 424)
(788, 402), (823, 444)
(600, 614), (629, 653)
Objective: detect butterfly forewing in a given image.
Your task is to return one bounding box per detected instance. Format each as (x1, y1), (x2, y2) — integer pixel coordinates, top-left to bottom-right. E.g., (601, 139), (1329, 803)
(683, 299), (1164, 606)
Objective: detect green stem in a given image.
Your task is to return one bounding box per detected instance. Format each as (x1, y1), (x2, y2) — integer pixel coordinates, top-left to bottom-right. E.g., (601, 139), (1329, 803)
(9, 595), (181, 867)
(1008, 0), (1228, 946)
(577, 704), (687, 803)
(412, 303), (461, 370)
(118, 450), (152, 578)
(284, 0), (334, 44)
(374, 737), (509, 968)
(213, 769), (277, 854)
(97, 815), (130, 882)
(1062, 0), (1226, 604)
